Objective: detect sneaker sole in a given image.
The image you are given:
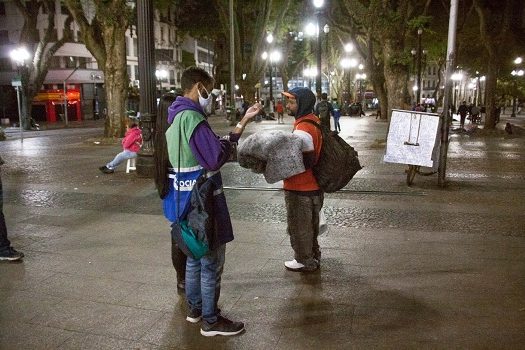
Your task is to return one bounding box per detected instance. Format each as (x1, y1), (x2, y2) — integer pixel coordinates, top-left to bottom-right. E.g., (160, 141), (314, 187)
(285, 265), (319, 273)
(186, 315), (202, 323)
(200, 327), (244, 337)
(0, 256), (23, 261)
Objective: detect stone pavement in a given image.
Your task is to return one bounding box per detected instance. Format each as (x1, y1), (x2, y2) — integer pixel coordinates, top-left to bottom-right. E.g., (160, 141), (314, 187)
(0, 112), (524, 349)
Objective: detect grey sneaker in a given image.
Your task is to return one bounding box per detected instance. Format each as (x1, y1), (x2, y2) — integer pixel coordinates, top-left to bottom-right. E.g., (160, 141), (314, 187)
(0, 247), (24, 261)
(200, 315), (244, 337)
(186, 308), (202, 323)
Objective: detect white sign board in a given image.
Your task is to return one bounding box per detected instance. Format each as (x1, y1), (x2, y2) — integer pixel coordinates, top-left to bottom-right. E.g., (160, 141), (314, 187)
(383, 109), (440, 168)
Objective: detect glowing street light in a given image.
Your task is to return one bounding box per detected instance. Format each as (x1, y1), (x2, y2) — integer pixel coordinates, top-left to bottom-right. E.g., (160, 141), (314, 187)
(451, 72), (463, 110)
(262, 49), (281, 113)
(155, 69), (168, 96)
(10, 47), (31, 132)
(344, 43), (354, 53)
(10, 48), (30, 65)
(511, 57), (524, 117)
(305, 22), (317, 37)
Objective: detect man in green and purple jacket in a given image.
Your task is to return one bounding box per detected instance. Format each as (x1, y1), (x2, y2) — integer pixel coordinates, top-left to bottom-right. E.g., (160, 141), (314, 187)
(165, 67), (261, 337)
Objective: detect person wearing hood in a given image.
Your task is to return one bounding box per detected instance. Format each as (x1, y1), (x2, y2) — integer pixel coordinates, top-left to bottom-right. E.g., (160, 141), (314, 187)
(281, 87), (324, 272)
(165, 66), (261, 337)
(99, 121), (143, 174)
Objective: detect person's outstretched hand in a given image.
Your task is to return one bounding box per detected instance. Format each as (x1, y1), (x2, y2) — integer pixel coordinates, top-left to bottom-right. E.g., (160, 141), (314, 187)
(243, 103), (263, 121)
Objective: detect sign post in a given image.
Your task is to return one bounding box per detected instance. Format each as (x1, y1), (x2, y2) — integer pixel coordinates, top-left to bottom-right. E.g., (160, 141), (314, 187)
(11, 78), (23, 142)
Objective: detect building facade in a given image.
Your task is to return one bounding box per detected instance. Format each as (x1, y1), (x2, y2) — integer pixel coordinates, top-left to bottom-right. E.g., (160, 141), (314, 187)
(0, 1), (210, 124)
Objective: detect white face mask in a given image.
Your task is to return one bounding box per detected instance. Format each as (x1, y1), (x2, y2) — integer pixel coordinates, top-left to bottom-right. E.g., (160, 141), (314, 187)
(198, 85), (212, 109)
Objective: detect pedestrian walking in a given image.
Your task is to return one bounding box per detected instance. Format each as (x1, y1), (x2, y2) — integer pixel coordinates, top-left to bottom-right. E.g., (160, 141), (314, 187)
(457, 101), (469, 129)
(332, 98), (341, 132)
(276, 99), (284, 124)
(0, 155), (24, 262)
(99, 121), (143, 174)
(281, 87), (324, 272)
(315, 92), (333, 130)
(165, 66), (261, 337)
(154, 92), (187, 294)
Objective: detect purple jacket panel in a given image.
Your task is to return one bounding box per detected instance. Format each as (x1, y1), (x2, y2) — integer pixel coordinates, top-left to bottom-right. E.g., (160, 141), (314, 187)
(189, 122), (232, 171)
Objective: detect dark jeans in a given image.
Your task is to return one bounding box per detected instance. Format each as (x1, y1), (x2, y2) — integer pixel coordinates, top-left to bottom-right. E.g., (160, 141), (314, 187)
(186, 244), (225, 324)
(0, 170), (11, 252)
(460, 113), (467, 127)
(285, 190), (324, 270)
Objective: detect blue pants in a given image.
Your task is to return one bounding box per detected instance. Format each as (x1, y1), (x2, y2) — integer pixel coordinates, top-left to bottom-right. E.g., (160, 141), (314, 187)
(106, 150), (137, 170)
(185, 244), (226, 324)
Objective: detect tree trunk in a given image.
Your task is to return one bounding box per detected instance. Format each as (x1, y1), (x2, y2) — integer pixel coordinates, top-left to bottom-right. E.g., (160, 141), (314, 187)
(64, 0), (129, 138)
(238, 78), (258, 104)
(483, 55), (498, 129)
(383, 42), (409, 119)
(102, 26), (128, 138)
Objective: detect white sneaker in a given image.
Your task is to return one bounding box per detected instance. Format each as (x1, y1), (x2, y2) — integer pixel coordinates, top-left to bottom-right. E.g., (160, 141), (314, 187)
(284, 259), (305, 271)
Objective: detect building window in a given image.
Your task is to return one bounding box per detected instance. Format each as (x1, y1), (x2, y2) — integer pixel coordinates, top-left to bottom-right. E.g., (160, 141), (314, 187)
(160, 26), (164, 43)
(78, 57), (87, 69)
(127, 65), (132, 79)
(66, 56), (76, 68)
(134, 65), (139, 80)
(133, 38), (138, 57)
(169, 70), (175, 85)
(126, 37), (130, 56)
(0, 1), (6, 15)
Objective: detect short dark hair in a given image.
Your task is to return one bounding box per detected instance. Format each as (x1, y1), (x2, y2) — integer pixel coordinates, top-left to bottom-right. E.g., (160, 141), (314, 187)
(180, 66), (214, 93)
(321, 92), (328, 100)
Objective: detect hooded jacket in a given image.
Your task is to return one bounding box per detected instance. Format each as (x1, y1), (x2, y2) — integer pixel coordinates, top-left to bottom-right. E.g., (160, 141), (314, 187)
(165, 95), (234, 248)
(122, 126), (143, 153)
(282, 87), (322, 193)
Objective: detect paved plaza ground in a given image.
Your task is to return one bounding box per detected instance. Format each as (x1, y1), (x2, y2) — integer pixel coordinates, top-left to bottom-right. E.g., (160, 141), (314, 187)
(0, 112), (524, 349)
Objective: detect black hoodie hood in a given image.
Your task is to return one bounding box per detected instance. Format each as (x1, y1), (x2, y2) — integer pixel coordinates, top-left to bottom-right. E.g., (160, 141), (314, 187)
(285, 87), (316, 119)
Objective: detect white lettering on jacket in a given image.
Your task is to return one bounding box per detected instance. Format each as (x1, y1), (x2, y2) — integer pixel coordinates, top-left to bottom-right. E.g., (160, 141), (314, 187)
(172, 176), (196, 191)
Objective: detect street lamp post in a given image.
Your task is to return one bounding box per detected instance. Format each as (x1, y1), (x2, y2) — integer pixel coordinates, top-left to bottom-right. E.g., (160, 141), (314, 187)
(451, 72), (463, 111)
(474, 71), (481, 106)
(411, 28), (427, 104)
(136, 0), (156, 178)
(90, 73), (101, 119)
(262, 46), (281, 114)
(511, 57), (523, 118)
(356, 72), (367, 111)
(340, 55), (357, 105)
(10, 47), (30, 131)
(323, 24), (330, 96)
(155, 69), (168, 97)
(313, 0), (325, 98)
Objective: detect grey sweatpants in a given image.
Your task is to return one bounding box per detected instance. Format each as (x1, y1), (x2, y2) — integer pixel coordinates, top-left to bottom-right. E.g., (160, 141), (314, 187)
(284, 190), (324, 270)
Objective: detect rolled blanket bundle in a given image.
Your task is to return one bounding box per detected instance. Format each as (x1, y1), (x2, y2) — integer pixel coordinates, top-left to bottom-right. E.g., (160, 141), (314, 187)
(238, 130), (305, 183)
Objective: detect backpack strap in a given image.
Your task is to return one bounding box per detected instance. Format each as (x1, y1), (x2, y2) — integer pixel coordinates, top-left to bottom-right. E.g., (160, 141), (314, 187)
(297, 118), (322, 130)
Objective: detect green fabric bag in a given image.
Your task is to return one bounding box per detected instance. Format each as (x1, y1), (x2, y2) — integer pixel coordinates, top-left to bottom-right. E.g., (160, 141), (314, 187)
(179, 220), (209, 259)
